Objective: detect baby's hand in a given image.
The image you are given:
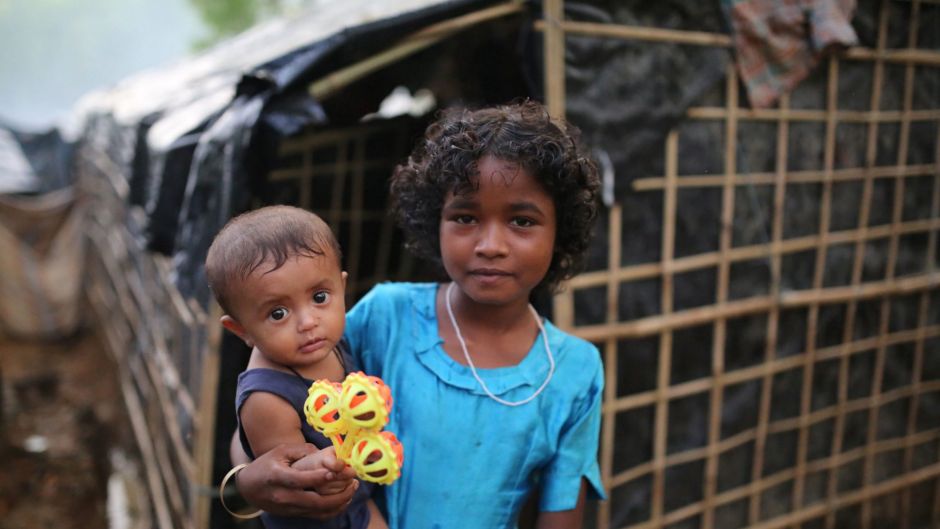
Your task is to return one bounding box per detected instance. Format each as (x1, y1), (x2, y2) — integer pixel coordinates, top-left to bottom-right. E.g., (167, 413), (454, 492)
(290, 446), (356, 495)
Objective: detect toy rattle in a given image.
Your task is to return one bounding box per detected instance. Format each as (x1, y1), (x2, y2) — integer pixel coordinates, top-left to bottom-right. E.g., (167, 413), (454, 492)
(303, 372), (403, 485)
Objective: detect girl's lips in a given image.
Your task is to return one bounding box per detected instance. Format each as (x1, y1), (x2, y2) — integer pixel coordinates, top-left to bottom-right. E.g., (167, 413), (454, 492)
(468, 269), (512, 285)
(469, 268), (512, 276)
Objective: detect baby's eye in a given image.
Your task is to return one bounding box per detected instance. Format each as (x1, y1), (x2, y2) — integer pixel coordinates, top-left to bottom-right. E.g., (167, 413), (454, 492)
(269, 307), (288, 321)
(511, 217), (535, 227)
(313, 291), (330, 304)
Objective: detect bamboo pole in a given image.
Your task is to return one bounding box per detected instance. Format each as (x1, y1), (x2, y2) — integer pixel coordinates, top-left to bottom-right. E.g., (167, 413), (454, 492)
(632, 163), (936, 191)
(543, 0), (565, 118)
(791, 56), (839, 528)
(826, 3), (889, 526)
(650, 129), (679, 526)
(309, 2), (525, 100)
(194, 301), (223, 529)
(702, 63), (738, 529)
(892, 3), (922, 526)
(599, 204), (621, 529)
(572, 272), (940, 342)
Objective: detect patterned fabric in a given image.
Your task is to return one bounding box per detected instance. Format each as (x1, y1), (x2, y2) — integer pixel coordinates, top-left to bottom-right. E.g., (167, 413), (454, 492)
(723, 0), (858, 108)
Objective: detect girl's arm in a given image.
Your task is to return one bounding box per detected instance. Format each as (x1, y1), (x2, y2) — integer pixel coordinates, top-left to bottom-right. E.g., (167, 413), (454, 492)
(235, 442), (359, 518)
(535, 479), (587, 529)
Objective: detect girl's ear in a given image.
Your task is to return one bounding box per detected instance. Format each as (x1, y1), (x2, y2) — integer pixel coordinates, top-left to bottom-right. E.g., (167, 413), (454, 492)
(341, 271), (348, 290)
(220, 315), (253, 347)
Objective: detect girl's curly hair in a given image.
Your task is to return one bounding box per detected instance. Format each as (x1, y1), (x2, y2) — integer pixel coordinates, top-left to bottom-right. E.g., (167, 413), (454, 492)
(390, 100), (600, 295)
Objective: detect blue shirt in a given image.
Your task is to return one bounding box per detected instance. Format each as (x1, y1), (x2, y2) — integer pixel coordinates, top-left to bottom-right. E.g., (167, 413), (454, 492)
(345, 282), (606, 529)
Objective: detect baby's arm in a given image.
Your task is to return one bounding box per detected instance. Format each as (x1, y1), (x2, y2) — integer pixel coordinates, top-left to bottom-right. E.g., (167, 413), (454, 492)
(241, 391), (352, 496)
(534, 479), (586, 529)
(366, 499), (388, 529)
(290, 446), (348, 494)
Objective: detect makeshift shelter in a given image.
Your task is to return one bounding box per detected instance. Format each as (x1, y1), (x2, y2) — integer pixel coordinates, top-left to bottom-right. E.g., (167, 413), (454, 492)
(72, 0), (940, 528)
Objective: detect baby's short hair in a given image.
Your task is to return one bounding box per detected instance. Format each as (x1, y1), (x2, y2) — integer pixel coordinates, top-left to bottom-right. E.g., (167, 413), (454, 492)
(205, 205), (341, 315)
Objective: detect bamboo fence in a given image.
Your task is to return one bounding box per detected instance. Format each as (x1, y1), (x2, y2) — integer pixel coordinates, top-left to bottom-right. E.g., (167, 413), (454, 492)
(538, 0), (940, 528)
(80, 141), (221, 529)
(79, 0), (940, 528)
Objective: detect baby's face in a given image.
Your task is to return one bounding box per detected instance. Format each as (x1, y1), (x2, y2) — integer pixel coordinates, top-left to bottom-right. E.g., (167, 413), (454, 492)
(227, 252), (347, 370)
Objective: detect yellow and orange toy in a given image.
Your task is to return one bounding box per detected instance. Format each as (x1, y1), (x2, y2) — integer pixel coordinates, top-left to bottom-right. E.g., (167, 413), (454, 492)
(303, 372), (404, 485)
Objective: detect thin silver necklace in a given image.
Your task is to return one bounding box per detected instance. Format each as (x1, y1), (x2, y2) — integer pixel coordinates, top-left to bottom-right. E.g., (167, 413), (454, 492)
(444, 282), (555, 406)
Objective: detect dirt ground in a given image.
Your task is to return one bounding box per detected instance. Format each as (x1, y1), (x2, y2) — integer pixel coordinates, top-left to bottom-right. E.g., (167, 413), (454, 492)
(0, 329), (138, 529)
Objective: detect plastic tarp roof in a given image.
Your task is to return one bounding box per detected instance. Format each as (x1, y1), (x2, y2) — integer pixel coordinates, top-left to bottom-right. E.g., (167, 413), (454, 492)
(72, 0), (508, 302)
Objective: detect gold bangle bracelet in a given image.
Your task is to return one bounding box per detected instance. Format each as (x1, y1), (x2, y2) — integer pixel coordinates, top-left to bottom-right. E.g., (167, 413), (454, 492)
(219, 463), (263, 519)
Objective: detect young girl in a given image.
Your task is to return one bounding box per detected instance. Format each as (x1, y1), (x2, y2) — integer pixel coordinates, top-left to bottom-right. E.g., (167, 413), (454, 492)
(237, 101), (605, 529)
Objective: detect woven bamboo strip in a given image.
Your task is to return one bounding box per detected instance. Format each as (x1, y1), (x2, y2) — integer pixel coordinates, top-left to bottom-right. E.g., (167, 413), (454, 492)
(151, 418), (187, 525)
(686, 107), (940, 123)
(194, 301), (223, 529)
(532, 19), (733, 47)
(309, 2), (524, 100)
(142, 346), (197, 478)
(893, 6), (923, 526)
(83, 149), (130, 200)
(703, 63), (738, 529)
(299, 149), (312, 210)
(844, 47), (940, 66)
(543, 0), (565, 118)
(604, 324), (940, 416)
(750, 462), (940, 529)
(929, 119), (940, 529)
(598, 205), (621, 529)
(269, 158), (398, 181)
(826, 2), (890, 526)
(346, 138), (365, 298)
(651, 129), (679, 525)
(569, 217), (940, 289)
(791, 57), (839, 528)
(632, 163), (936, 191)
(573, 272), (940, 342)
(372, 125), (408, 285)
(861, 2), (916, 523)
(531, 17), (940, 70)
(617, 425), (940, 528)
(327, 141), (348, 241)
(100, 317), (175, 529)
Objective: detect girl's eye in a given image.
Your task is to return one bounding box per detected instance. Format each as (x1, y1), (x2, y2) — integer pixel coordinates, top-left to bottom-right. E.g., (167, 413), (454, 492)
(269, 307), (288, 321)
(313, 291), (330, 304)
(454, 215), (475, 225)
(511, 217), (535, 227)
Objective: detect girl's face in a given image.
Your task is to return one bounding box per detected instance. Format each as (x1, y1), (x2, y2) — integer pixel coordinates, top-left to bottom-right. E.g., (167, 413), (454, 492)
(439, 155), (556, 309)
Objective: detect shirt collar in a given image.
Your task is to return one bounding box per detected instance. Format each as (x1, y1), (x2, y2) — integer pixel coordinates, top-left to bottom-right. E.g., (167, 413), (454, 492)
(410, 284), (558, 395)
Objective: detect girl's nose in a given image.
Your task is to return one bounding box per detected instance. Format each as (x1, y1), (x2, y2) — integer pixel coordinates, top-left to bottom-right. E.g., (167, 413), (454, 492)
(475, 223), (509, 258)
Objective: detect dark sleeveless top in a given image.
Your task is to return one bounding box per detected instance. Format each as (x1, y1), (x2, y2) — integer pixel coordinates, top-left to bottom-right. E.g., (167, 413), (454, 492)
(235, 343), (373, 529)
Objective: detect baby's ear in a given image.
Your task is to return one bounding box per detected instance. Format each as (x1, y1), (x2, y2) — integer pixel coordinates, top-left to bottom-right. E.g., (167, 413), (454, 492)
(220, 315), (252, 347)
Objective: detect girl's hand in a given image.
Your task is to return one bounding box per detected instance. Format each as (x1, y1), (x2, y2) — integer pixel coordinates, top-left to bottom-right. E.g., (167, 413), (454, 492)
(236, 443), (359, 519)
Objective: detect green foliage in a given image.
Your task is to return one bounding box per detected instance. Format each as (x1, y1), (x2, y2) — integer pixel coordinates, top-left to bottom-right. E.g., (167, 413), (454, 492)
(189, 0), (289, 50)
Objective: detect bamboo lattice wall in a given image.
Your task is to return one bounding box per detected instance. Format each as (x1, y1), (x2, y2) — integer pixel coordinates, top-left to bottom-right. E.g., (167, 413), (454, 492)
(80, 141), (221, 529)
(264, 118), (429, 300)
(539, 0), (940, 528)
